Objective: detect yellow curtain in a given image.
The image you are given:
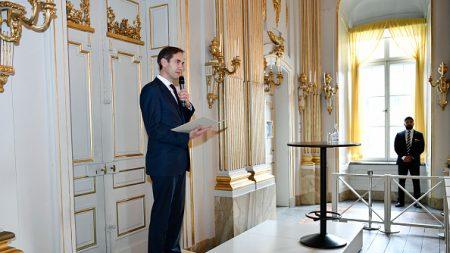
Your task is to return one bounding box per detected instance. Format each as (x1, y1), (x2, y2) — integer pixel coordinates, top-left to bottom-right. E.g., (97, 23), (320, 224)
(348, 22), (385, 160)
(387, 18), (426, 134)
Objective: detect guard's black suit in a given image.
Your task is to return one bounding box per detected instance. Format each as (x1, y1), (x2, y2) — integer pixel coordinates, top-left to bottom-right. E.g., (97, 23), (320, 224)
(394, 129), (425, 204)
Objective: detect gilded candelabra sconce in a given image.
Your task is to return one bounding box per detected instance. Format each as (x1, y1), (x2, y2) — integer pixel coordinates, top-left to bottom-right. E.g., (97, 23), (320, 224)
(297, 72), (317, 112)
(264, 31), (285, 92)
(323, 72), (337, 114)
(264, 56), (283, 92)
(205, 35), (240, 109)
(0, 0), (57, 93)
(428, 62), (450, 110)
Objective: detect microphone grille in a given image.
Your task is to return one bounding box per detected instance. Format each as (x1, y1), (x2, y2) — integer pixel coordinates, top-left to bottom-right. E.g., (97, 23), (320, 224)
(179, 76), (185, 84)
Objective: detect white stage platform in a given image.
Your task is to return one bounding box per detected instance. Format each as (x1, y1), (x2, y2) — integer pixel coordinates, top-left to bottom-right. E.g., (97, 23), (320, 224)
(207, 220), (363, 253)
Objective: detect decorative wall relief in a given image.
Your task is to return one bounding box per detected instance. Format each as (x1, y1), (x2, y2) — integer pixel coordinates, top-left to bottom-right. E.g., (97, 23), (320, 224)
(267, 30), (284, 57)
(272, 0), (281, 27)
(66, 0), (95, 32)
(106, 5), (144, 45)
(263, 0), (267, 22)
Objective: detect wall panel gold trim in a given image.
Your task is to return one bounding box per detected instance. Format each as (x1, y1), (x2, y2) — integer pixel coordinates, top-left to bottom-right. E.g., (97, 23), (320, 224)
(149, 4), (169, 49)
(116, 195), (146, 237)
(74, 176), (97, 197)
(68, 40), (95, 164)
(74, 207), (97, 251)
(112, 167), (146, 189)
(110, 51), (144, 158)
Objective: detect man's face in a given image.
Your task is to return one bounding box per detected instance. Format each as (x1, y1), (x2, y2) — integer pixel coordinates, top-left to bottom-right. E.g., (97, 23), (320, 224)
(161, 52), (184, 81)
(404, 119), (414, 130)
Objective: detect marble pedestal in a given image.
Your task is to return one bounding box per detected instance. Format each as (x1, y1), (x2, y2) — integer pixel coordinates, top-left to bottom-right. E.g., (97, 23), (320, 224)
(214, 184), (276, 244)
(208, 220), (363, 253)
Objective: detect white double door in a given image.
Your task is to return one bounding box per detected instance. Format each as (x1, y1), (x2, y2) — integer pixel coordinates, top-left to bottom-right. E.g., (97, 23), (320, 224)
(68, 23), (152, 253)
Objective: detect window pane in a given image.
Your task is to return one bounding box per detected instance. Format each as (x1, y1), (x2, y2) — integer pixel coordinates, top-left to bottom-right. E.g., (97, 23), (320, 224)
(359, 64), (386, 159)
(390, 62), (416, 96)
(390, 95), (413, 124)
(360, 65), (385, 97)
(390, 126), (404, 159)
(389, 38), (409, 58)
(368, 38), (385, 60)
(361, 126), (385, 159)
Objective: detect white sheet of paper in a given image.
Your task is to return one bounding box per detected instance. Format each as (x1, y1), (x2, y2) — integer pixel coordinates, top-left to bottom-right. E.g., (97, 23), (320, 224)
(171, 117), (219, 133)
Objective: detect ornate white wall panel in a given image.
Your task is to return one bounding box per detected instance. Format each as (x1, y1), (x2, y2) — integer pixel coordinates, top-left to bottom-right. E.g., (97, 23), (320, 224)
(68, 41), (94, 163)
(113, 167), (146, 188)
(149, 54), (159, 80)
(74, 176), (96, 197)
(110, 51), (144, 157)
(75, 208), (97, 251)
(149, 4), (169, 49)
(116, 195), (146, 236)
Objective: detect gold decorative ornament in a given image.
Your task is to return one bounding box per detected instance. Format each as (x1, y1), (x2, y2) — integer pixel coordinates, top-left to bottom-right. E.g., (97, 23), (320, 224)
(264, 68), (283, 92)
(106, 6), (144, 45)
(429, 62), (450, 110)
(205, 35), (240, 109)
(297, 73), (317, 112)
(0, 231), (23, 252)
(267, 30), (284, 58)
(66, 0), (94, 33)
(272, 0), (281, 27)
(263, 0), (267, 22)
(264, 31), (284, 92)
(322, 72), (337, 114)
(0, 0), (57, 93)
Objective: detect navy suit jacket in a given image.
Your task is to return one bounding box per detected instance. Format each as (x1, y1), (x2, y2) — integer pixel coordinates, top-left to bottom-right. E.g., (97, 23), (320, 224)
(140, 77), (195, 176)
(394, 129), (424, 168)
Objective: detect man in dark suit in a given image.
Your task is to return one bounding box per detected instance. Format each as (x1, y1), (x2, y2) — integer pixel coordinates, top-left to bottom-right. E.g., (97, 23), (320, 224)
(394, 116), (425, 208)
(140, 46), (209, 253)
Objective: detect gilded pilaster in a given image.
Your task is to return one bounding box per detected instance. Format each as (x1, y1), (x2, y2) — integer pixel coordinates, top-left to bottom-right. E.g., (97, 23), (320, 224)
(298, 0), (322, 205)
(215, 0), (253, 190)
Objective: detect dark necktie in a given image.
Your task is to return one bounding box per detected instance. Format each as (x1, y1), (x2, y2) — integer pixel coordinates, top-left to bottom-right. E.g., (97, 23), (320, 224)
(169, 84), (181, 105)
(169, 84), (185, 121)
(406, 130), (411, 154)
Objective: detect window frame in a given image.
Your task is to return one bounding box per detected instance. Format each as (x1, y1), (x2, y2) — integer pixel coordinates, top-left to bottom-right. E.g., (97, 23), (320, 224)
(359, 35), (416, 162)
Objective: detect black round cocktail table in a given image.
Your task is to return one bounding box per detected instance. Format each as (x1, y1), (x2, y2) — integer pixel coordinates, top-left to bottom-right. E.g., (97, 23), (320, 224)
(287, 141), (361, 249)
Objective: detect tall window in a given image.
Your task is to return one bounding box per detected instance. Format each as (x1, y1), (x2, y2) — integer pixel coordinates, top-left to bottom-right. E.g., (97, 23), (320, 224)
(359, 30), (416, 161)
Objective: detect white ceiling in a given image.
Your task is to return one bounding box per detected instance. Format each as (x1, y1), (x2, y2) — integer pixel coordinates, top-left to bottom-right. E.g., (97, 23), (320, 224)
(340, 0), (430, 28)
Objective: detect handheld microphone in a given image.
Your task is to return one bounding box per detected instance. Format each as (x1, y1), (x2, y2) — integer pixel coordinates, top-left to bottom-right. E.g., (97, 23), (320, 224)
(179, 76), (185, 107)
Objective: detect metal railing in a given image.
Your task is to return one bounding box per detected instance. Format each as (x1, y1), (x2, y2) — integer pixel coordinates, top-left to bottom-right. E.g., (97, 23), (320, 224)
(331, 172), (448, 251)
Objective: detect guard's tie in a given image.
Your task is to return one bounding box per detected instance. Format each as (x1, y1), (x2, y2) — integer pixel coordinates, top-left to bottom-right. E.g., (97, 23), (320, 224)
(406, 130), (412, 154)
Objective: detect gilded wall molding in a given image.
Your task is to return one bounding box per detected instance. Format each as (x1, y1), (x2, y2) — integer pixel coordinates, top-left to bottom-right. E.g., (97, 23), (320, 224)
(106, 6), (144, 45)
(66, 0), (95, 33)
(272, 0), (281, 27)
(267, 30), (284, 58)
(263, 0), (267, 22)
(0, 231), (23, 253)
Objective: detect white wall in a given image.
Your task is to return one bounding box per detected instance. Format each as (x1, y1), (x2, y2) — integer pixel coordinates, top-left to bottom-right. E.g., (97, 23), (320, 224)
(0, 0), (74, 252)
(430, 0), (450, 179)
(188, 0), (218, 243)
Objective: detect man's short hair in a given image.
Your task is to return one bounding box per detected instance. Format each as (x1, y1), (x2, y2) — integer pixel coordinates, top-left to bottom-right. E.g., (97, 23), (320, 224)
(157, 46), (184, 70)
(404, 116), (414, 122)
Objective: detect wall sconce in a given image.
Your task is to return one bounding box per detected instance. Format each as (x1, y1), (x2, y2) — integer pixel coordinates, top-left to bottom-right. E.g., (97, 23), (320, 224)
(264, 31), (285, 92)
(0, 0), (57, 93)
(428, 62), (450, 110)
(297, 72), (317, 112)
(264, 56), (283, 92)
(205, 35), (240, 109)
(323, 72), (337, 114)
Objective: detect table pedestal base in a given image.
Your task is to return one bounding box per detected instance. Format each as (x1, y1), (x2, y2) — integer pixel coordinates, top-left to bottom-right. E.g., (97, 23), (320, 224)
(300, 233), (347, 249)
